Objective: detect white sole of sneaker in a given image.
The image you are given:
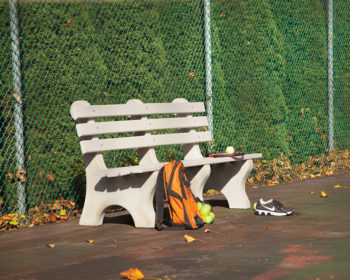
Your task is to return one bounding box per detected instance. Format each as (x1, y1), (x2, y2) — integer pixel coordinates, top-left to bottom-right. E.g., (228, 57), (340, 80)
(255, 209), (292, 216)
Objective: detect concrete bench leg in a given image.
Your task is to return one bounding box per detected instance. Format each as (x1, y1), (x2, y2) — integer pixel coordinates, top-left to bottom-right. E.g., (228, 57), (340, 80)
(204, 160), (253, 209)
(80, 172), (158, 228)
(79, 192), (107, 226)
(186, 165), (211, 202)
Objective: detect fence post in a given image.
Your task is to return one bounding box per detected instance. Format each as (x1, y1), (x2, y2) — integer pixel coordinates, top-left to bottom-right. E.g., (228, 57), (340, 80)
(203, 0), (213, 149)
(9, 0), (26, 214)
(327, 0), (334, 152)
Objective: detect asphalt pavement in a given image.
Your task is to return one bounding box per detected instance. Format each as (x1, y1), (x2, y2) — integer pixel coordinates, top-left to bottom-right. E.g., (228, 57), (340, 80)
(1, 173), (349, 280)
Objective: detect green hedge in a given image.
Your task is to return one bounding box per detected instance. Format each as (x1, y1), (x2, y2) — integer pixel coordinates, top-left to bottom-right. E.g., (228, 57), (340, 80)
(211, 0), (330, 162)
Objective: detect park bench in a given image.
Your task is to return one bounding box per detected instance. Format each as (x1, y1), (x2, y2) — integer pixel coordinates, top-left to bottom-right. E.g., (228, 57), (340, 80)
(70, 98), (262, 228)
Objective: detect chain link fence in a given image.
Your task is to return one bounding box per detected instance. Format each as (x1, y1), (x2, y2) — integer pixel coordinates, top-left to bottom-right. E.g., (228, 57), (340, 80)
(0, 0), (349, 228)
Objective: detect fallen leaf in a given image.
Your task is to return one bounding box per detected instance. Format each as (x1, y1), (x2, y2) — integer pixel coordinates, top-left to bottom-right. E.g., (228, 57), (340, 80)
(47, 244), (55, 248)
(320, 191), (328, 198)
(113, 240), (118, 243)
(184, 234), (206, 243)
(184, 234), (196, 242)
(188, 72), (195, 77)
(60, 209), (66, 216)
(13, 92), (22, 104)
(265, 225), (281, 230)
(48, 212), (57, 223)
(309, 191), (315, 194)
(85, 239), (96, 243)
(204, 228), (219, 234)
(46, 174), (54, 181)
(152, 246), (163, 250)
(333, 184), (341, 189)
(15, 169), (26, 183)
(120, 267), (144, 280)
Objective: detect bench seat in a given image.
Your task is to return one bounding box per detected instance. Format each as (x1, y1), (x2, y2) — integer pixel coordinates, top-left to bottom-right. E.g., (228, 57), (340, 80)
(102, 153), (262, 177)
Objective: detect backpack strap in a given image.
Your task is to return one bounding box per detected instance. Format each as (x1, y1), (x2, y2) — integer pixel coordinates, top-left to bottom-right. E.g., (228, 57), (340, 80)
(155, 166), (165, 231)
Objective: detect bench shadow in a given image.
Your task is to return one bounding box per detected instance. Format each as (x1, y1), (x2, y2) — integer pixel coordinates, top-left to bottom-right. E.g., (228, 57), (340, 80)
(204, 197), (229, 208)
(103, 210), (135, 226)
(95, 172), (154, 192)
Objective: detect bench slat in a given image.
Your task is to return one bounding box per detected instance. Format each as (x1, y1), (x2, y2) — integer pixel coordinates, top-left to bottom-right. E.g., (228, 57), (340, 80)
(76, 116), (208, 137)
(71, 102), (205, 120)
(80, 131), (212, 154)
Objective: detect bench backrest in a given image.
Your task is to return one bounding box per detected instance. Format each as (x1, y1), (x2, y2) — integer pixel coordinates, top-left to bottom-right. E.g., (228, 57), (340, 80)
(70, 98), (211, 159)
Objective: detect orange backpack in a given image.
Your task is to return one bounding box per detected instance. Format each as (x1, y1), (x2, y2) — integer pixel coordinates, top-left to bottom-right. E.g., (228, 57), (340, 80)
(155, 160), (204, 230)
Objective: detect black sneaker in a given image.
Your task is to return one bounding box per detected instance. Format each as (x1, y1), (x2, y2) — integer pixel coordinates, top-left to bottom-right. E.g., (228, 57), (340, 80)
(253, 199), (293, 216)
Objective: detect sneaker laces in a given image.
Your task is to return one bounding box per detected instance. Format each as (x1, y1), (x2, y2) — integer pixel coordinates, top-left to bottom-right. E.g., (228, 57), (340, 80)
(272, 200), (289, 211)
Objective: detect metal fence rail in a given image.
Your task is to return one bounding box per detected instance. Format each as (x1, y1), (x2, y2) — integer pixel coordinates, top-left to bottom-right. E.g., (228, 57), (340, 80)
(0, 0), (349, 228)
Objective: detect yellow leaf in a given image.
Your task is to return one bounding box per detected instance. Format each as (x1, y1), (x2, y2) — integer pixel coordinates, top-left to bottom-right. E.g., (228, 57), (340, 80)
(47, 244), (55, 248)
(85, 239), (96, 243)
(184, 234), (206, 243)
(333, 184), (341, 189)
(120, 268), (144, 280)
(309, 191), (315, 194)
(60, 209), (66, 216)
(15, 169), (26, 183)
(184, 234), (196, 243)
(204, 228), (219, 234)
(320, 191), (328, 198)
(13, 92), (22, 104)
(46, 174), (54, 181)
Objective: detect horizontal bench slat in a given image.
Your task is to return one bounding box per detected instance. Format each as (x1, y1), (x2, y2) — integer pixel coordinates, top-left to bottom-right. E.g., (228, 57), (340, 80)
(71, 102), (205, 120)
(80, 131), (212, 154)
(76, 116), (208, 137)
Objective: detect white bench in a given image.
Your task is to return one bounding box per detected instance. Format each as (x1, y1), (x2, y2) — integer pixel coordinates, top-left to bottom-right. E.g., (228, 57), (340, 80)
(70, 98), (262, 228)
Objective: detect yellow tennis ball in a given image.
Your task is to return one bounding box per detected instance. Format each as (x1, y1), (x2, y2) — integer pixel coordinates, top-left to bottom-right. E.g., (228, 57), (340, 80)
(196, 202), (203, 211)
(226, 146), (235, 154)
